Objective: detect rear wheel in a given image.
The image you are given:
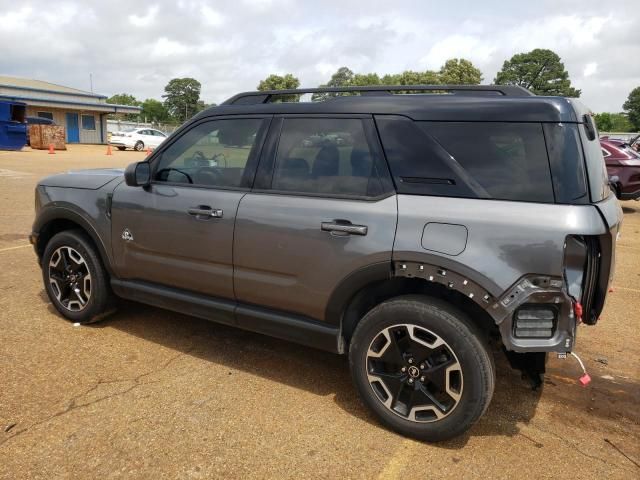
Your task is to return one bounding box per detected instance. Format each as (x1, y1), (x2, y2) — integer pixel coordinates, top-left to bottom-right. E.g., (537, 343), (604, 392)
(134, 141), (144, 151)
(349, 295), (495, 442)
(42, 230), (114, 324)
(117, 146), (126, 151)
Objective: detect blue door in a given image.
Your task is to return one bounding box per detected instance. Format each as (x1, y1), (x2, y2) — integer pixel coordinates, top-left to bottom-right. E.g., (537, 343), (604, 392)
(65, 113), (79, 143)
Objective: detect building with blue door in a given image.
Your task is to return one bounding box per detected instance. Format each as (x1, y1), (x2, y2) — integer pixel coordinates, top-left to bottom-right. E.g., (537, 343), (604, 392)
(0, 76), (140, 144)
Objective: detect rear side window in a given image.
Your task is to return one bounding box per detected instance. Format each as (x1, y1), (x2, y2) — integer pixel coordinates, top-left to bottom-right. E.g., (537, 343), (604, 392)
(271, 118), (386, 197)
(376, 116), (555, 203)
(423, 122), (554, 203)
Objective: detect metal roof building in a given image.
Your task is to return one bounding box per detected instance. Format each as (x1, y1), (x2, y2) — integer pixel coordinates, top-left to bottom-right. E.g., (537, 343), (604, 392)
(0, 76), (141, 144)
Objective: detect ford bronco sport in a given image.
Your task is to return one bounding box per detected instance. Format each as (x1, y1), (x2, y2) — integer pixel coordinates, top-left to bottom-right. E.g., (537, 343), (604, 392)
(31, 85), (622, 441)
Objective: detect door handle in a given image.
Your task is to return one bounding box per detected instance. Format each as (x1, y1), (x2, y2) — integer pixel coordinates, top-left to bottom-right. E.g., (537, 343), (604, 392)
(187, 207), (223, 218)
(321, 221), (368, 236)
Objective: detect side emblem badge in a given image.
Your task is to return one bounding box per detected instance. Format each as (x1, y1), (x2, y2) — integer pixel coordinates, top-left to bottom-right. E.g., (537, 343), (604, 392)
(122, 228), (134, 242)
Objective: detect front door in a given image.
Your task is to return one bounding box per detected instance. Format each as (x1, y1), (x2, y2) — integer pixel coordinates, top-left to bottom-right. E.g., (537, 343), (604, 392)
(111, 116), (271, 302)
(233, 116), (397, 323)
(65, 113), (79, 143)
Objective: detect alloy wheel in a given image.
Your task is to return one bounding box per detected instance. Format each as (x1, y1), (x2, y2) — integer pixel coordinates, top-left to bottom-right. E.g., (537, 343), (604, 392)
(48, 246), (92, 312)
(366, 324), (463, 422)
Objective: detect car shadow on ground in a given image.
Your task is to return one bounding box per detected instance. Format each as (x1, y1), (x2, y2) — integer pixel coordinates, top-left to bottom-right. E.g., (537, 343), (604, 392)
(73, 299), (546, 448)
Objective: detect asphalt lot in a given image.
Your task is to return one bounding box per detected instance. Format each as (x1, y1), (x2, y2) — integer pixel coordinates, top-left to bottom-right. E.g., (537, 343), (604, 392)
(0, 145), (639, 479)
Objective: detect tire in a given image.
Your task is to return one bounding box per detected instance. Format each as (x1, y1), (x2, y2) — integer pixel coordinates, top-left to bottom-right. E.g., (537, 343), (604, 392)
(42, 230), (114, 324)
(134, 141), (144, 151)
(117, 146), (126, 151)
(349, 295), (495, 442)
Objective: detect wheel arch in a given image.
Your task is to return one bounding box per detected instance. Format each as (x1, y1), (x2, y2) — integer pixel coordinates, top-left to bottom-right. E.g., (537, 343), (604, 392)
(33, 207), (113, 275)
(330, 261), (500, 353)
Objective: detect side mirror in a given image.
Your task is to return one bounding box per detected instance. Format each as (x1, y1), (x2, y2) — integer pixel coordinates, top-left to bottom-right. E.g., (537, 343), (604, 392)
(124, 162), (151, 187)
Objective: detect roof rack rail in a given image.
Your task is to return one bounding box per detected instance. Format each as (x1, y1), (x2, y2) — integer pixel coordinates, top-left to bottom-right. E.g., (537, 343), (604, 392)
(222, 84), (534, 105)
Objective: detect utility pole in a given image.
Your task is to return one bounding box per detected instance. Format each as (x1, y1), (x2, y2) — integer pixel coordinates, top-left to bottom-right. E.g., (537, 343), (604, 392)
(89, 73), (93, 93)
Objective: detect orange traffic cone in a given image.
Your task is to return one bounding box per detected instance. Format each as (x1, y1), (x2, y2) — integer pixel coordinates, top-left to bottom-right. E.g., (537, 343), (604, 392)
(106, 145), (112, 156)
(48, 144), (55, 154)
(146, 147), (152, 156)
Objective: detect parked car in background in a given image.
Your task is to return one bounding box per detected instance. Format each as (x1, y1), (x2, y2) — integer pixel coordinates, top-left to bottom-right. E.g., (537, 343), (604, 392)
(601, 138), (640, 200)
(25, 116), (54, 146)
(109, 127), (167, 151)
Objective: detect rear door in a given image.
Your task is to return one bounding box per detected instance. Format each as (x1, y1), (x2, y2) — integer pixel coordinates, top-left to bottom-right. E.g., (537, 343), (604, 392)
(111, 116), (271, 303)
(233, 116), (397, 323)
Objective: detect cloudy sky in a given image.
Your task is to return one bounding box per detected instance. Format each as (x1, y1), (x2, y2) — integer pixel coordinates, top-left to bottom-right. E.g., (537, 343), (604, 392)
(1, 0), (638, 112)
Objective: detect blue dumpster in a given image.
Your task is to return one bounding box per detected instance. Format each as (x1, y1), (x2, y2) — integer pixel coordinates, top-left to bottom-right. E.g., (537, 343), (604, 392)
(0, 100), (27, 150)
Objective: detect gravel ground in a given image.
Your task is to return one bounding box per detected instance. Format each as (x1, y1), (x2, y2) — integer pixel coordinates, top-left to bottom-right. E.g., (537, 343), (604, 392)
(0, 146), (638, 479)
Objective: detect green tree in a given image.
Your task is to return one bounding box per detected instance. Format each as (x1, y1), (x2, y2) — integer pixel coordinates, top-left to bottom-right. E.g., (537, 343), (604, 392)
(106, 93), (140, 120)
(439, 58), (483, 84)
(140, 98), (170, 123)
(494, 49), (580, 97)
(162, 78), (202, 123)
(610, 113), (634, 132)
(623, 87), (640, 130)
(326, 67), (354, 87)
(257, 74), (300, 102)
(593, 112), (613, 132)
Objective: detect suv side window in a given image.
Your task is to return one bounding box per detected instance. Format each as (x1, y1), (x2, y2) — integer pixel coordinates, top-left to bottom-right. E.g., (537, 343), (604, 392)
(271, 118), (385, 197)
(154, 118), (267, 188)
(423, 122), (554, 203)
(376, 116), (554, 203)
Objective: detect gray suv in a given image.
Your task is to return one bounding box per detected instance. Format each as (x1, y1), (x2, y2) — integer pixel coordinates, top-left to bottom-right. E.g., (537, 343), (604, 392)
(30, 85), (622, 441)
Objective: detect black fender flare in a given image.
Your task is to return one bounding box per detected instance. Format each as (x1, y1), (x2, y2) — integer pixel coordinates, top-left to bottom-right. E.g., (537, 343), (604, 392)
(33, 205), (113, 275)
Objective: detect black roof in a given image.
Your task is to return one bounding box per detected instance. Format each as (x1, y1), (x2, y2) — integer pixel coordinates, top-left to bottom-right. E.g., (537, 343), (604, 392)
(197, 85), (581, 123)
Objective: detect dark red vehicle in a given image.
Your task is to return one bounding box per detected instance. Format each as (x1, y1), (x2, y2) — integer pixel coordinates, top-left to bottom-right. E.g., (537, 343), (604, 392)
(601, 138), (640, 200)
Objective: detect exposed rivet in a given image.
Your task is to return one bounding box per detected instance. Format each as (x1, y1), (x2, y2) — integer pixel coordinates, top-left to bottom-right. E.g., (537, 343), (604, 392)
(469, 293), (474, 298)
(428, 275), (434, 281)
(419, 265), (424, 270)
(463, 280), (468, 285)
(401, 264), (407, 270)
(448, 282), (454, 288)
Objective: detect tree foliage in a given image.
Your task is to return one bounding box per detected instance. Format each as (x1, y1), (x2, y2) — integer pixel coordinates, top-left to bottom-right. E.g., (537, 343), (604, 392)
(140, 98), (170, 123)
(623, 86), (640, 130)
(439, 58), (483, 85)
(257, 74), (300, 102)
(106, 93), (140, 120)
(494, 49), (580, 97)
(594, 112), (634, 132)
(162, 78), (202, 123)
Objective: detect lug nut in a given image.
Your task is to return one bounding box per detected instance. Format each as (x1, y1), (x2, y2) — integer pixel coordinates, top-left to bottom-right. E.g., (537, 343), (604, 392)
(420, 376), (425, 382)
(408, 358), (414, 364)
(408, 378), (414, 384)
(419, 363), (425, 369)
(401, 367), (407, 372)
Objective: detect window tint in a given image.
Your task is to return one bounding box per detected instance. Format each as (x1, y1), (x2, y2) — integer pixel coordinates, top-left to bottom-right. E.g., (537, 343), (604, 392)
(376, 116), (554, 202)
(542, 124), (587, 203)
(154, 118), (266, 188)
(272, 118), (384, 197)
(81, 115), (96, 130)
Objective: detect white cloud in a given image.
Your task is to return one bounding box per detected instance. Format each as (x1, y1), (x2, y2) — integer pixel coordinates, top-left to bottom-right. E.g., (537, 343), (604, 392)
(583, 62), (598, 77)
(0, 0), (637, 112)
(128, 6), (159, 27)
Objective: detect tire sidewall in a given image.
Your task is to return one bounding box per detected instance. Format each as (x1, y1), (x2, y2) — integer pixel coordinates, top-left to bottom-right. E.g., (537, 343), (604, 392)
(42, 231), (107, 323)
(134, 141), (144, 151)
(349, 296), (494, 441)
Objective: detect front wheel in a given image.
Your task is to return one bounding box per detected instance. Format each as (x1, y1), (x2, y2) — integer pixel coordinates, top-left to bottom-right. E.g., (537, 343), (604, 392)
(349, 295), (495, 442)
(134, 141), (144, 151)
(42, 230), (114, 324)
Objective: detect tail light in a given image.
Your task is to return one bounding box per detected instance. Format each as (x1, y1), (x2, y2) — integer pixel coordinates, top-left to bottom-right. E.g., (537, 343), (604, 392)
(513, 306), (557, 338)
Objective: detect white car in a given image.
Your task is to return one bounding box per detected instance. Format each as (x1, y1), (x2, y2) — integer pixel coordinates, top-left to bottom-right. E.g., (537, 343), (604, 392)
(109, 128), (168, 151)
